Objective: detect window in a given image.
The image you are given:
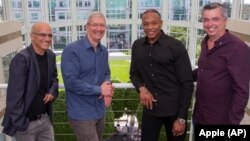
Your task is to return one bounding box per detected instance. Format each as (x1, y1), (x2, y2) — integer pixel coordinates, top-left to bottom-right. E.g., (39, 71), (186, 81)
(2, 52), (17, 83)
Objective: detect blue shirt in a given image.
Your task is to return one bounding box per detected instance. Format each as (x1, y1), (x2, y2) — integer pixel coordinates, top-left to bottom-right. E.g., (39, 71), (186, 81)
(61, 37), (110, 120)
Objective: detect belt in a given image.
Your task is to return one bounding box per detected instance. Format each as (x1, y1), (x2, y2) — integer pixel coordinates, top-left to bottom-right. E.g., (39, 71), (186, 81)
(29, 113), (46, 121)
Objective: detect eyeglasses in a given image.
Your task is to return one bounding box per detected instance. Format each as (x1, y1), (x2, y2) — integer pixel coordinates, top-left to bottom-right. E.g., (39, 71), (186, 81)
(202, 17), (225, 23)
(87, 23), (106, 28)
(32, 32), (53, 38)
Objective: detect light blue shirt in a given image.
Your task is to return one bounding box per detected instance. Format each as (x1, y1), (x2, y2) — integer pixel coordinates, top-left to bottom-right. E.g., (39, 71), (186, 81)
(61, 37), (110, 120)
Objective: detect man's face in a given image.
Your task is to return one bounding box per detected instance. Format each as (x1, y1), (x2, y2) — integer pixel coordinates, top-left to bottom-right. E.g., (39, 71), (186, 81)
(31, 24), (52, 53)
(142, 12), (163, 43)
(86, 16), (106, 43)
(202, 7), (227, 40)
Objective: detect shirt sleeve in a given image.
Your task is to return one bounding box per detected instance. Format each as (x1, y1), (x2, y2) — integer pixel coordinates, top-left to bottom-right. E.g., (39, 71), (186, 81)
(227, 44), (250, 124)
(6, 54), (29, 131)
(129, 43), (144, 91)
(173, 42), (194, 119)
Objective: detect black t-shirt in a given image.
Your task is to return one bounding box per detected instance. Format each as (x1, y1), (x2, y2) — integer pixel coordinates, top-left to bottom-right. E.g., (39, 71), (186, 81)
(27, 52), (48, 120)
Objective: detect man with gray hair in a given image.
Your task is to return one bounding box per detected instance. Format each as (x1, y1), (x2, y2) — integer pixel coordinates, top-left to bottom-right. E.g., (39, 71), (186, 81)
(61, 12), (114, 141)
(193, 2), (250, 125)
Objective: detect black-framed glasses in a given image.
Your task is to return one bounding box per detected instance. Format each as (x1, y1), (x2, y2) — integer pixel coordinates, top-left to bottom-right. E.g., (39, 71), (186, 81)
(32, 32), (53, 38)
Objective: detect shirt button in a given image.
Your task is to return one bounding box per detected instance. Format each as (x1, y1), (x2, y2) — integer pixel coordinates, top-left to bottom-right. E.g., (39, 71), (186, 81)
(152, 74), (154, 77)
(155, 93), (158, 96)
(150, 64), (153, 66)
(149, 54), (151, 56)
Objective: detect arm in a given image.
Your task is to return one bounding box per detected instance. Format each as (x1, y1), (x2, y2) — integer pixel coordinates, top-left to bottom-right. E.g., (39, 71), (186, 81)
(172, 43), (194, 135)
(44, 53), (59, 103)
(227, 46), (250, 124)
(6, 54), (29, 131)
(129, 43), (156, 109)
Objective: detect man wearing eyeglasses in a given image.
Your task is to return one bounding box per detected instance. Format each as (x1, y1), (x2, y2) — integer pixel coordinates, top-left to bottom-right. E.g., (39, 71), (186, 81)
(1, 22), (58, 141)
(193, 2), (250, 125)
(61, 12), (114, 141)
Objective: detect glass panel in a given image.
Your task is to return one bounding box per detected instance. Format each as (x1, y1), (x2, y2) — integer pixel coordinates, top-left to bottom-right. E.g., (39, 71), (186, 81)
(195, 29), (205, 65)
(54, 0), (71, 21)
(12, 0), (24, 25)
(168, 26), (189, 49)
(198, 0), (211, 22)
(137, 0), (162, 18)
(2, 51), (17, 83)
(240, 0), (250, 20)
(0, 0), (3, 21)
(222, 0), (232, 18)
(76, 0), (99, 20)
(107, 24), (132, 54)
(77, 25), (87, 40)
(48, 0), (56, 22)
(52, 26), (72, 50)
(27, 0), (42, 24)
(168, 0), (191, 21)
(106, 0), (132, 19)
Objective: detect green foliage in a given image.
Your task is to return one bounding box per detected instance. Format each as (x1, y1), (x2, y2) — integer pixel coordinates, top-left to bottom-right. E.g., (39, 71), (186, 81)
(103, 106), (116, 140)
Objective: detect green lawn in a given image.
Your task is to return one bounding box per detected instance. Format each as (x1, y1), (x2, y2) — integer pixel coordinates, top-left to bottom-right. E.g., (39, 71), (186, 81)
(57, 56), (130, 83)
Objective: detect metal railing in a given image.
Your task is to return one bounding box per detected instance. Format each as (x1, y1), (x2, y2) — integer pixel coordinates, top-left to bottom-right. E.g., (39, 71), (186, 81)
(0, 83), (194, 141)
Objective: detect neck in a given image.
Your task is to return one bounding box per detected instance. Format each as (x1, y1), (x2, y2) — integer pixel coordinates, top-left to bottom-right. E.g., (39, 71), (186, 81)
(32, 45), (45, 55)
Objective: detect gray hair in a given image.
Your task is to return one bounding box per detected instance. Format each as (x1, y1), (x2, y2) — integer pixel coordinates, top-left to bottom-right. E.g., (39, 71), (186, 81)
(87, 11), (106, 24)
(202, 2), (228, 19)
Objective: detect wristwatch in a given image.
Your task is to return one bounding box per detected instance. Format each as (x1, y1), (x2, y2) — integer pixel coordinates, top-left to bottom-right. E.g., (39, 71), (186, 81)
(178, 118), (186, 124)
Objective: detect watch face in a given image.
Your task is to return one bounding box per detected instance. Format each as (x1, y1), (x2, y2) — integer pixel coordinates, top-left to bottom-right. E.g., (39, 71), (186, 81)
(179, 119), (186, 124)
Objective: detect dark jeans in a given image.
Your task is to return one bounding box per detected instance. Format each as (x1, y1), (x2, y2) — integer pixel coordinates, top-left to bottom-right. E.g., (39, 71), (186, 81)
(141, 113), (186, 141)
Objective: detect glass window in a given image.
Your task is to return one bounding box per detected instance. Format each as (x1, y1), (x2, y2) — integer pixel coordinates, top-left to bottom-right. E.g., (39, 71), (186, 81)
(106, 0), (132, 19)
(52, 26), (72, 50)
(167, 26), (189, 49)
(168, 0), (191, 21)
(195, 29), (205, 65)
(198, 0), (211, 22)
(77, 25), (87, 40)
(240, 0), (250, 20)
(76, 0), (98, 20)
(107, 24), (132, 54)
(137, 0), (162, 18)
(55, 0), (71, 21)
(48, 0), (56, 22)
(30, 12), (39, 21)
(222, 0), (232, 18)
(2, 51), (17, 83)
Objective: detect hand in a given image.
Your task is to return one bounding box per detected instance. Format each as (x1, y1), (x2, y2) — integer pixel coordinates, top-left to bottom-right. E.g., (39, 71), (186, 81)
(101, 81), (114, 97)
(172, 118), (186, 136)
(139, 86), (156, 110)
(43, 94), (55, 104)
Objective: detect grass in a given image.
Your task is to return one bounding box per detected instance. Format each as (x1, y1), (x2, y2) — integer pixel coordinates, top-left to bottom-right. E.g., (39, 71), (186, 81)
(56, 56), (130, 83)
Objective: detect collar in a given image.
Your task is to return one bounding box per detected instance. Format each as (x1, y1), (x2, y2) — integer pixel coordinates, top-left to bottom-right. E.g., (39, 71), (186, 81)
(143, 30), (165, 45)
(82, 36), (103, 51)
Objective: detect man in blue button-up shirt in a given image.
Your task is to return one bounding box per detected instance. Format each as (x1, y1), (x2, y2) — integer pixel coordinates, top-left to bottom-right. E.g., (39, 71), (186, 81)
(61, 12), (114, 141)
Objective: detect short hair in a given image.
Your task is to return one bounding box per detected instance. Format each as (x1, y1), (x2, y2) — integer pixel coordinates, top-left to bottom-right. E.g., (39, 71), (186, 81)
(142, 9), (161, 19)
(87, 11), (106, 24)
(202, 2), (228, 19)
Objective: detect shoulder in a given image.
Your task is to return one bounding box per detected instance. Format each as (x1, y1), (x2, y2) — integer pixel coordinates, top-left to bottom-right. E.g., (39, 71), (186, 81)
(132, 37), (146, 49)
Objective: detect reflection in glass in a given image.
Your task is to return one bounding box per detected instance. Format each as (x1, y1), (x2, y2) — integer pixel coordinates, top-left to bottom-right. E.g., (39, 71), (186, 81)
(240, 0), (250, 20)
(107, 24), (131, 53)
(168, 0), (191, 21)
(137, 0), (162, 18)
(106, 0), (132, 19)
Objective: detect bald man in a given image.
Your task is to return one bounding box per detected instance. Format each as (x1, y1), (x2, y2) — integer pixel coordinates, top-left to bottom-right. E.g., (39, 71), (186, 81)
(2, 22), (58, 141)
